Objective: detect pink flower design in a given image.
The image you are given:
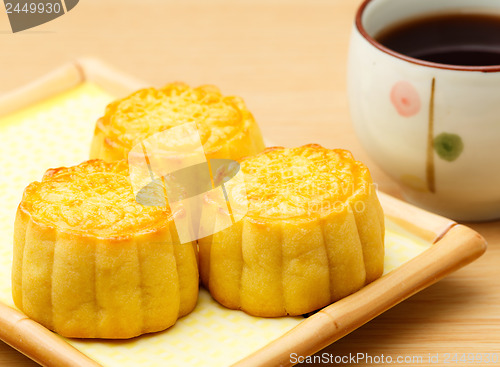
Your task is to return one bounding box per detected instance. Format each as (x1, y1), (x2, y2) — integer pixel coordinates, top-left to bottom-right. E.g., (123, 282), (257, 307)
(390, 81), (421, 117)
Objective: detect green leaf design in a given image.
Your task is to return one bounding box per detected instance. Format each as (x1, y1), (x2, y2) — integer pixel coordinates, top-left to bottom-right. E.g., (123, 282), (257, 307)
(433, 133), (464, 162)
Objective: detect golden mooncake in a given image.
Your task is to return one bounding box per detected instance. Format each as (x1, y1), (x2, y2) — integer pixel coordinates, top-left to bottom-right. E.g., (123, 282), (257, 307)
(199, 144), (385, 317)
(90, 82), (265, 162)
(12, 160), (198, 339)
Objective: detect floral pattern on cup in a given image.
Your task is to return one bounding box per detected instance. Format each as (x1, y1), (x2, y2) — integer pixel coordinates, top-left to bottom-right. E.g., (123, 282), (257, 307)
(398, 79), (466, 195)
(390, 81), (421, 117)
(434, 133), (464, 162)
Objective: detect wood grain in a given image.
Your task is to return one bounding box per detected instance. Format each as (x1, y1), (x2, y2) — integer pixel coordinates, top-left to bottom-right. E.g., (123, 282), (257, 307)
(0, 0), (499, 366)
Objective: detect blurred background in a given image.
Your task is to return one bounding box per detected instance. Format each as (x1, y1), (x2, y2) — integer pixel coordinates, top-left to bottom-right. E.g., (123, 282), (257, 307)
(0, 0), (357, 155)
(1, 1), (498, 366)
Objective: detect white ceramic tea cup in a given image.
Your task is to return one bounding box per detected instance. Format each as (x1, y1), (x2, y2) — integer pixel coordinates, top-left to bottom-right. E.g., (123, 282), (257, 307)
(348, 0), (500, 221)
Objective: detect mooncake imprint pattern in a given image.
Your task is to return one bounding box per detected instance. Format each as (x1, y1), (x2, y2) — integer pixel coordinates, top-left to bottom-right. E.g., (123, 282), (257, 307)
(90, 82), (265, 162)
(13, 159), (198, 339)
(0, 83), (427, 365)
(199, 145), (385, 317)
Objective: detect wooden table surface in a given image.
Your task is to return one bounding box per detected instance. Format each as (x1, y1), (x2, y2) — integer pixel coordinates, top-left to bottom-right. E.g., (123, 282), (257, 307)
(1, 0), (499, 366)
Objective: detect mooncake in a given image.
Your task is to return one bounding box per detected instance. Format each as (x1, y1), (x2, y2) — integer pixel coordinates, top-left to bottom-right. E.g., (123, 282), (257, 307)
(90, 82), (265, 162)
(12, 159), (198, 339)
(199, 144), (385, 317)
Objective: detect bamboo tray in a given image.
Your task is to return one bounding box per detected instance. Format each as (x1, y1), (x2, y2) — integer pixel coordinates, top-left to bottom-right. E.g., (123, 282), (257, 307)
(0, 60), (487, 367)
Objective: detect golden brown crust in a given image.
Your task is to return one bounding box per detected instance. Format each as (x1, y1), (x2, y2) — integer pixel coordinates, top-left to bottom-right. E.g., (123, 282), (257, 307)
(199, 144), (385, 317)
(238, 145), (373, 220)
(92, 82), (264, 160)
(20, 159), (172, 239)
(13, 161), (199, 339)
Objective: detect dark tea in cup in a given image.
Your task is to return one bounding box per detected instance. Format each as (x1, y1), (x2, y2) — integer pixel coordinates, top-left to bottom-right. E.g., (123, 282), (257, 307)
(375, 13), (500, 67)
(348, 0), (500, 220)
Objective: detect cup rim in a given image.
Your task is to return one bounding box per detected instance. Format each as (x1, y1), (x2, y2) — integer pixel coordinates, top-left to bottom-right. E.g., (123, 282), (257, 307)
(355, 0), (500, 72)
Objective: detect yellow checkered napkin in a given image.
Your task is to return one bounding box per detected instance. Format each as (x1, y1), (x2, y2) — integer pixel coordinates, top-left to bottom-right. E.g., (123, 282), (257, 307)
(0, 83), (430, 366)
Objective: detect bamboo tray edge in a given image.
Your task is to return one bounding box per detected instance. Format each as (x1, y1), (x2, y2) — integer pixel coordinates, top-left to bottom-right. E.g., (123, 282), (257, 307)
(234, 198), (486, 367)
(0, 58), (147, 119)
(0, 61), (488, 367)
